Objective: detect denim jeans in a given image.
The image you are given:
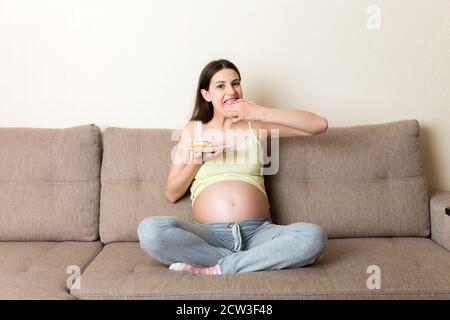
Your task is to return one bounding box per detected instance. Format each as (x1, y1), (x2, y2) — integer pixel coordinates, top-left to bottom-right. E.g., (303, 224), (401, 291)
(137, 215), (327, 275)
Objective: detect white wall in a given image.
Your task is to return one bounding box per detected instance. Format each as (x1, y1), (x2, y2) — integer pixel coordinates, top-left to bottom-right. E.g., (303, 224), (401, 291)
(0, 0), (449, 191)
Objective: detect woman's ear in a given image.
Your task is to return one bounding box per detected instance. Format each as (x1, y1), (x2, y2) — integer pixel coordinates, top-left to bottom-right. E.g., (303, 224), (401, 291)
(200, 89), (211, 102)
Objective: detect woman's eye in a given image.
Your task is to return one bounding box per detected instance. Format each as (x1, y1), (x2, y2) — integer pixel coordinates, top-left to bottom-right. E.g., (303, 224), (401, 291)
(216, 83), (239, 89)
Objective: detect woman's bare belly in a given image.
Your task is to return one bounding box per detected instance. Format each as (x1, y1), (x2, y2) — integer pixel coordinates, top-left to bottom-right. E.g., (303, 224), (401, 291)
(192, 180), (270, 224)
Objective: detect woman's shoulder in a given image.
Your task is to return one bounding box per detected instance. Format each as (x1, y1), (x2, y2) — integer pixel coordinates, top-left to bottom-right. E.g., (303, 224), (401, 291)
(184, 120), (196, 130)
(177, 121), (197, 145)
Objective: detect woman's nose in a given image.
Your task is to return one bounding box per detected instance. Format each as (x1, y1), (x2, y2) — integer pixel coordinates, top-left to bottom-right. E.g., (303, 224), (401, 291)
(226, 86), (237, 95)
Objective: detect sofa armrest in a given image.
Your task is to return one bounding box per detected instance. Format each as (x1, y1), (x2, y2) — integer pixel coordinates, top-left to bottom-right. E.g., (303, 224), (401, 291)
(430, 190), (450, 251)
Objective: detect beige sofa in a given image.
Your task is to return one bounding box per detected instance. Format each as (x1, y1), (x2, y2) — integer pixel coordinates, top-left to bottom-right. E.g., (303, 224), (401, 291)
(0, 120), (449, 299)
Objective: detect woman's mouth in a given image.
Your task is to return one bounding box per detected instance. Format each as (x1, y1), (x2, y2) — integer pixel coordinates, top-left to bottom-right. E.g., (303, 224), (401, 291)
(224, 98), (238, 105)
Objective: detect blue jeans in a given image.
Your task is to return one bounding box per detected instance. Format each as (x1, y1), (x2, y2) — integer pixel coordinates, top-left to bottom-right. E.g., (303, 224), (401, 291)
(137, 215), (327, 275)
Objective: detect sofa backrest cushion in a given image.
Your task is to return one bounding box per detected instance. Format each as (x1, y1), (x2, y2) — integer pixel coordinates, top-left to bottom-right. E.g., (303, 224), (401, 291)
(265, 119), (430, 238)
(0, 124), (101, 241)
(99, 119), (430, 243)
(99, 128), (193, 243)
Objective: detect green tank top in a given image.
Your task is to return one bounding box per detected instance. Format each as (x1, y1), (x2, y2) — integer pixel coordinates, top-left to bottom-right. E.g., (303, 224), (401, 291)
(190, 121), (267, 206)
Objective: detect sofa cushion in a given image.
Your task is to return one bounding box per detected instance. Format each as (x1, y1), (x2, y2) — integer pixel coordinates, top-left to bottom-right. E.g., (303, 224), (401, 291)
(266, 119), (430, 237)
(0, 241), (102, 299)
(99, 120), (429, 242)
(0, 124), (102, 241)
(70, 238), (450, 299)
(99, 127), (192, 243)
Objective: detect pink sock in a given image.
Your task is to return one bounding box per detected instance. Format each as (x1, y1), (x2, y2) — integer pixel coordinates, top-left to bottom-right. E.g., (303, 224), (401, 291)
(169, 262), (222, 275)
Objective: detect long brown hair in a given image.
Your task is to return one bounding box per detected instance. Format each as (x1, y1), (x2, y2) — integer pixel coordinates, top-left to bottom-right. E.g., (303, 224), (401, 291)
(190, 59), (241, 124)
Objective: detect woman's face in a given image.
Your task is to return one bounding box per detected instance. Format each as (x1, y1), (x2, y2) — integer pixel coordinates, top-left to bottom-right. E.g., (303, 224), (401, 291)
(201, 68), (243, 118)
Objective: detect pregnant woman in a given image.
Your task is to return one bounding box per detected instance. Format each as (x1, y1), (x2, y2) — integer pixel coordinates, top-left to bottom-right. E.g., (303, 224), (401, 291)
(138, 59), (329, 275)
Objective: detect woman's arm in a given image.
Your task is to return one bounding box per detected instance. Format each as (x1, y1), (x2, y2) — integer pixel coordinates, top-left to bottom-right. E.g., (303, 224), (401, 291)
(166, 162), (202, 203)
(225, 100), (328, 138)
(165, 121), (224, 203)
(165, 121), (202, 203)
(257, 105), (328, 135)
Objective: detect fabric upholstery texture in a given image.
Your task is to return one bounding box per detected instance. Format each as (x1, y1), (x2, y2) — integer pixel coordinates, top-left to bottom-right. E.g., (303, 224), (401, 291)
(0, 124), (102, 241)
(430, 191), (450, 251)
(71, 238), (450, 300)
(0, 241), (102, 299)
(1, 119), (447, 300)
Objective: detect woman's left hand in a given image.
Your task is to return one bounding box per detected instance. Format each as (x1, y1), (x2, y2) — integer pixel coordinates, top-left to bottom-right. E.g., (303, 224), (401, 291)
(224, 99), (263, 123)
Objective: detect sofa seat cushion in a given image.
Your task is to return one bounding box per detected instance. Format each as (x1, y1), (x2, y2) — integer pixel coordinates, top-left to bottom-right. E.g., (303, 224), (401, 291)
(71, 238), (450, 299)
(0, 241), (102, 299)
